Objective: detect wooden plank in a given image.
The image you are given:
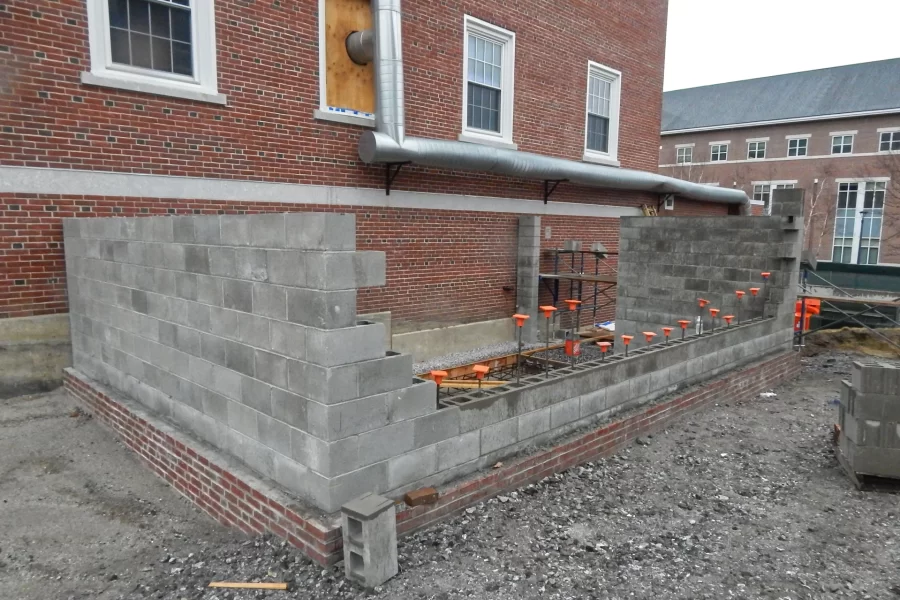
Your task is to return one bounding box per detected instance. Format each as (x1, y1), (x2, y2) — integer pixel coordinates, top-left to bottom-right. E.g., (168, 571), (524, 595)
(208, 582), (289, 590)
(799, 294), (900, 308)
(440, 380), (506, 389)
(325, 0), (374, 114)
(539, 273), (618, 284)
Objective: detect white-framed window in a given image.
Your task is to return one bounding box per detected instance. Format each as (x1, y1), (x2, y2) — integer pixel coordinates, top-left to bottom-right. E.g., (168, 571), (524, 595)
(710, 143), (728, 162)
(880, 131), (900, 152)
(583, 61), (622, 165)
(788, 138), (808, 157)
(675, 146), (693, 164)
(747, 140), (766, 160)
(831, 134), (854, 154)
(751, 181), (795, 215)
(460, 16), (516, 149)
(82, 0), (224, 104)
(832, 181), (886, 265)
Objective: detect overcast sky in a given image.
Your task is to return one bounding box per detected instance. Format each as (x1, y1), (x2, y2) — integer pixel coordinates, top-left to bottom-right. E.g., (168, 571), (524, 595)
(664, 0), (900, 91)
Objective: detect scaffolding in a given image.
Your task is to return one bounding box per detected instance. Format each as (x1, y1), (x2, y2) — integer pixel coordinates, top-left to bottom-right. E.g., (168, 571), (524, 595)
(539, 247), (618, 327)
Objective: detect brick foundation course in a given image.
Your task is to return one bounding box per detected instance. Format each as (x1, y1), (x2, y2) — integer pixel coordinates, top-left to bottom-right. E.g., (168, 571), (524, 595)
(65, 351), (801, 565)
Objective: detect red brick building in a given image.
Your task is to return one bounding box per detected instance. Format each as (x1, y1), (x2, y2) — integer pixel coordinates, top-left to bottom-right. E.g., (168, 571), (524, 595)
(1, 0), (741, 365)
(660, 59), (900, 266)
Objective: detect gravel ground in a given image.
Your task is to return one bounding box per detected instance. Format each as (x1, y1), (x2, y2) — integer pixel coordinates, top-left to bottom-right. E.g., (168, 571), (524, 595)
(4, 351), (900, 600)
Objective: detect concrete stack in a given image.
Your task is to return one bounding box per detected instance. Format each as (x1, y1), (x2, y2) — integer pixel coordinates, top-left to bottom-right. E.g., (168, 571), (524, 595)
(838, 361), (900, 480)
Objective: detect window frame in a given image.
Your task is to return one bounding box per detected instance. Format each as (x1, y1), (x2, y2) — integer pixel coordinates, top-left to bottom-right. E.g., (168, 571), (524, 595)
(82, 0), (224, 104)
(787, 137), (808, 157)
(459, 15), (517, 149)
(830, 132), (855, 155)
(830, 179), (889, 265)
(709, 142), (729, 162)
(582, 61), (622, 166)
(750, 180), (796, 215)
(675, 146), (693, 164)
(747, 139), (767, 160)
(879, 129), (900, 153)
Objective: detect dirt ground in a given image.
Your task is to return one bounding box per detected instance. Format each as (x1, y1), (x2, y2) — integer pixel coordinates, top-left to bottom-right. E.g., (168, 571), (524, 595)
(2, 351), (899, 600)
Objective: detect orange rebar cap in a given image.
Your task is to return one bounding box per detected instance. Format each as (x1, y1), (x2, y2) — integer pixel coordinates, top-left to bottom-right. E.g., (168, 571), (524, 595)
(662, 327), (673, 336)
(597, 341), (612, 352)
(698, 298), (710, 308)
(512, 313), (530, 327)
(677, 319), (691, 329)
(709, 308), (720, 317)
(564, 299), (582, 311)
(749, 287), (760, 296)
(735, 290), (746, 299)
(430, 370), (448, 385)
(642, 331), (657, 343)
(761, 272), (771, 279)
(621, 334), (634, 345)
(539, 305), (558, 318)
(472, 365), (490, 380)
(723, 315), (734, 324)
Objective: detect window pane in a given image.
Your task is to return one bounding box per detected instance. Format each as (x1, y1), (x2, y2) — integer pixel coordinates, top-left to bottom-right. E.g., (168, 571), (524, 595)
(130, 32), (152, 68)
(170, 7), (191, 43)
(110, 27), (130, 64)
(128, 0), (150, 33)
(587, 114), (609, 152)
(172, 41), (192, 75)
(151, 36), (172, 71)
(467, 83), (500, 132)
(150, 2), (170, 37)
(109, 0), (128, 28)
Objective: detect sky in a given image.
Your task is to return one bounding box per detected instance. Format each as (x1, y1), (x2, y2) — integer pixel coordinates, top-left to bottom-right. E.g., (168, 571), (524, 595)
(664, 0), (900, 91)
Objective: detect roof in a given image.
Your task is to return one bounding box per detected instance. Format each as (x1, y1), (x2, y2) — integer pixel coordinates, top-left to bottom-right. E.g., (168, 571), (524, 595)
(661, 58), (900, 133)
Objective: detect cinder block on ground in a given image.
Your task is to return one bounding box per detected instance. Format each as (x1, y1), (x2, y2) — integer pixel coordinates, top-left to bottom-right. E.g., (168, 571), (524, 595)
(341, 493), (398, 588)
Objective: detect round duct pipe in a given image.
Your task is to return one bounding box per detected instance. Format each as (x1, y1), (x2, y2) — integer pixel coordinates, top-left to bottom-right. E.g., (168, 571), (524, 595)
(346, 30), (374, 65)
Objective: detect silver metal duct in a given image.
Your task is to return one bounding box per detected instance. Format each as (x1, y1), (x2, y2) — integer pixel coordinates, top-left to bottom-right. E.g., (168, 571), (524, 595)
(345, 30), (374, 65)
(361, 0), (749, 207)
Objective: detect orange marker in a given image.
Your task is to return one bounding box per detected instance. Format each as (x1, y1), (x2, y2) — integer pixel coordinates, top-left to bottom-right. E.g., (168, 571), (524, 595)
(735, 290), (746, 300)
(473, 364), (490, 392)
(512, 314), (530, 382)
(749, 287), (760, 296)
(709, 308), (719, 332)
(677, 319), (691, 340)
(539, 305), (557, 319)
(621, 334), (634, 356)
(512, 313), (530, 327)
(564, 299), (582, 311)
(430, 370), (447, 407)
(723, 315), (734, 327)
(597, 341), (612, 361)
(642, 331), (657, 344)
(662, 326), (673, 345)
(539, 306), (557, 378)
(761, 272), (771, 280)
(698, 298), (710, 308)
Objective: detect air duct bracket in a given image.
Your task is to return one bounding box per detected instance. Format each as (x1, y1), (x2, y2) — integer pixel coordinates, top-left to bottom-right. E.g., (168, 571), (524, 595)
(384, 162), (410, 196)
(543, 179), (567, 204)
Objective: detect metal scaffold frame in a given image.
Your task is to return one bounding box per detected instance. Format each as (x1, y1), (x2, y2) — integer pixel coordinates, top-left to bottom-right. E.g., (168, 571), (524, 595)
(539, 248), (618, 327)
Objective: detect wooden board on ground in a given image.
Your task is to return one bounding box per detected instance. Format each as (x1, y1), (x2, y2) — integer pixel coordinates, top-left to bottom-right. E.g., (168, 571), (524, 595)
(325, 0), (374, 114)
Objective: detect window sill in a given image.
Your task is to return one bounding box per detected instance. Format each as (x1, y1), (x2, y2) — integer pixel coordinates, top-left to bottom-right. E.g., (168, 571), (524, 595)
(81, 71), (227, 105)
(581, 152), (620, 168)
(313, 109), (376, 128)
(458, 132), (518, 150)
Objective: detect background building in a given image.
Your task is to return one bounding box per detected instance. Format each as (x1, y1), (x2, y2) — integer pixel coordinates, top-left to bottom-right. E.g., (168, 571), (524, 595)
(659, 59), (900, 265)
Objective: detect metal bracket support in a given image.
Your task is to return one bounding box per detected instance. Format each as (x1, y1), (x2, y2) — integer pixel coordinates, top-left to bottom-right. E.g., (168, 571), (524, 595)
(385, 162), (410, 196)
(543, 179), (567, 204)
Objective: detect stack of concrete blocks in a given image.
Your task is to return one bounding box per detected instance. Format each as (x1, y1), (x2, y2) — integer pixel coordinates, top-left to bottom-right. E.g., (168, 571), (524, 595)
(341, 492), (398, 587)
(516, 216), (541, 343)
(615, 188), (804, 348)
(63, 213), (441, 513)
(838, 361), (900, 479)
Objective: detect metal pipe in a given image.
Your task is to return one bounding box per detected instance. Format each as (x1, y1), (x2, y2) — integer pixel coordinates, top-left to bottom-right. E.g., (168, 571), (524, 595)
(362, 0), (750, 207)
(346, 30), (374, 65)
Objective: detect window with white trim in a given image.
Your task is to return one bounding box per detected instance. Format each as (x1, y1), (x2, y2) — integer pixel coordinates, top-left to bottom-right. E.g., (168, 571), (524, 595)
(84, 0), (222, 103)
(832, 134), (853, 154)
(752, 182), (795, 215)
(747, 141), (766, 160)
(788, 138), (808, 157)
(675, 147), (692, 164)
(710, 144), (728, 162)
(880, 131), (900, 152)
(583, 62), (621, 163)
(461, 16), (515, 147)
(832, 182), (885, 264)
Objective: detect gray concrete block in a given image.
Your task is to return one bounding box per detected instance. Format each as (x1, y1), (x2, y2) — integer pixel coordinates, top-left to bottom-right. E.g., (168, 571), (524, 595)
(358, 421), (415, 466)
(220, 215), (251, 246)
(341, 492), (398, 588)
(237, 312), (270, 348)
(480, 418), (518, 455)
(305, 322), (386, 367)
(266, 250), (305, 287)
(387, 380), (437, 423)
(270, 320), (307, 360)
(174, 272), (199, 301)
(225, 340), (255, 377)
(242, 436), (276, 479)
(579, 387), (608, 418)
(235, 248), (268, 281)
(518, 406), (551, 440)
(252, 283), (287, 320)
(387, 445), (437, 490)
(201, 388), (230, 423)
(241, 375), (273, 415)
(227, 400), (259, 439)
(209, 306), (239, 339)
(250, 213), (286, 248)
(184, 246), (210, 274)
(163, 244), (186, 271)
(255, 349), (287, 388)
(223, 278), (253, 313)
(285, 213), (355, 251)
(308, 393), (389, 440)
(357, 352), (413, 396)
(287, 360), (358, 405)
(292, 429), (359, 476)
(286, 288), (357, 329)
(258, 414), (291, 456)
(131, 289), (149, 314)
(194, 217), (221, 245)
(209, 247), (236, 277)
(173, 217), (195, 243)
(354, 252), (387, 288)
(412, 408), (460, 448)
(271, 388), (308, 430)
(550, 396), (581, 429)
(187, 302), (211, 332)
(436, 430), (480, 472)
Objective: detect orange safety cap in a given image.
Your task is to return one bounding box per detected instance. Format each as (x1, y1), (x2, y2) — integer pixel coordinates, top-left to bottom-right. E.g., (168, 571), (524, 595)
(472, 364), (490, 380)
(564, 299), (582, 311)
(761, 272), (771, 279)
(621, 334), (634, 345)
(597, 341), (612, 352)
(735, 290), (746, 299)
(722, 315), (734, 324)
(642, 331), (657, 343)
(539, 305), (558, 318)
(709, 308), (720, 317)
(430, 370), (448, 385)
(749, 287), (760, 296)
(677, 319), (691, 329)
(662, 327), (673, 336)
(698, 298), (710, 308)
(512, 313), (530, 327)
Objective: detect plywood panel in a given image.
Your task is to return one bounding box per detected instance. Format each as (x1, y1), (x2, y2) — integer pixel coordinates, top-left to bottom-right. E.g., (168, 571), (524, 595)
(325, 0), (375, 115)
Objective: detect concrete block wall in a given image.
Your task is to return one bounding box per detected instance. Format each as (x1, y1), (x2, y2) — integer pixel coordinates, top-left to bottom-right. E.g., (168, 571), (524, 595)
(516, 216), (541, 343)
(615, 188), (804, 347)
(838, 360), (900, 479)
(63, 213), (440, 513)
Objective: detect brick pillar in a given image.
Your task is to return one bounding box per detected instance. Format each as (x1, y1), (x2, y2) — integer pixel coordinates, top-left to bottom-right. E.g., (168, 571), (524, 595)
(516, 216), (541, 343)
